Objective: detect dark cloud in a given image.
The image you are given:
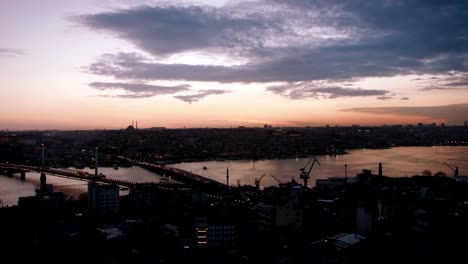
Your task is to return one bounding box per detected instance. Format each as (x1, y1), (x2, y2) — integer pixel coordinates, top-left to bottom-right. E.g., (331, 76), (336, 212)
(342, 104), (468, 124)
(89, 81), (190, 98)
(417, 75), (468, 90)
(267, 82), (388, 99)
(446, 80), (468, 87)
(419, 86), (466, 91)
(400, 97), (410, 100)
(78, 5), (276, 57)
(0, 48), (23, 57)
(79, 1), (468, 98)
(377, 96), (393, 100)
(86, 50), (420, 84)
(174, 89), (229, 103)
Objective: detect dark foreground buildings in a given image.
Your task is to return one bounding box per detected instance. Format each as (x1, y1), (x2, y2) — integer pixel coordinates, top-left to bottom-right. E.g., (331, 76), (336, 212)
(1, 163), (468, 264)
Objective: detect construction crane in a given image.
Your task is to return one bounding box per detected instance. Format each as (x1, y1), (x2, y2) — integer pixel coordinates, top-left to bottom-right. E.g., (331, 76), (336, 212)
(270, 174), (284, 185)
(443, 162), (459, 176)
(254, 173), (266, 188)
(299, 157), (320, 188)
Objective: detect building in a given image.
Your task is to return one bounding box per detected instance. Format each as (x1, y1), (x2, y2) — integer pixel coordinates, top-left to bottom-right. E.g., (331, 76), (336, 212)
(18, 172), (64, 210)
(256, 185), (303, 231)
(88, 182), (119, 214)
(195, 216), (208, 247)
(97, 226), (126, 240)
(127, 183), (184, 213)
(207, 224), (235, 248)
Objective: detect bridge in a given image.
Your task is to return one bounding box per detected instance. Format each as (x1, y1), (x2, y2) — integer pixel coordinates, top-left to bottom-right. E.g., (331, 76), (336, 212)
(0, 163), (139, 189)
(1, 154), (230, 193)
(0, 160), (228, 192)
(117, 157), (229, 191)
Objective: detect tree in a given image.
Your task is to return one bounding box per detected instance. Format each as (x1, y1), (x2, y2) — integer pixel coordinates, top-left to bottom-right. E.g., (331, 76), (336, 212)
(434, 171), (447, 177)
(422, 170), (432, 176)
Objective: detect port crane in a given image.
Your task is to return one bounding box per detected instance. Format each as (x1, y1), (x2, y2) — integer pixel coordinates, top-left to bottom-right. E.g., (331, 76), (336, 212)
(443, 162), (459, 176)
(299, 157), (320, 188)
(270, 174), (284, 185)
(254, 173), (266, 188)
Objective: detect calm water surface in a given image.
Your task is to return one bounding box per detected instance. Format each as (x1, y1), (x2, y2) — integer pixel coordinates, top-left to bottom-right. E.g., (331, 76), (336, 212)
(1, 146), (467, 206)
(172, 146), (468, 188)
(0, 166), (166, 206)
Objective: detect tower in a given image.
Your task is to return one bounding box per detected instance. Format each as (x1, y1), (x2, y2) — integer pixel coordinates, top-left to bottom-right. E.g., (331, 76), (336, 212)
(345, 164), (348, 179)
(41, 144), (45, 167)
(226, 168), (229, 186)
(95, 147), (98, 177)
(40, 172), (47, 186)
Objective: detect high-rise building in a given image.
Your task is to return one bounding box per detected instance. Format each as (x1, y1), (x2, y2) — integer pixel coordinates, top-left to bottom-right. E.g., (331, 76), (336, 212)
(88, 182), (119, 214)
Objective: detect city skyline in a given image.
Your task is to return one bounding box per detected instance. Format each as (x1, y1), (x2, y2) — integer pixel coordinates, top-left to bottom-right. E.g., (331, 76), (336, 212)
(1, 0), (467, 130)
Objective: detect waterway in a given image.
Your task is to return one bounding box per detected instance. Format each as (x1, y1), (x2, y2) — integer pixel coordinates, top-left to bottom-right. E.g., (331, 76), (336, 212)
(0, 166), (167, 206)
(1, 146), (467, 206)
(172, 146), (468, 187)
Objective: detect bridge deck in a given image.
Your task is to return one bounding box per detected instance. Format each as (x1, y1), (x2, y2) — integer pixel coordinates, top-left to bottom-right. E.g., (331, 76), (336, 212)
(117, 157), (228, 190)
(1, 160), (227, 191)
(0, 163), (139, 188)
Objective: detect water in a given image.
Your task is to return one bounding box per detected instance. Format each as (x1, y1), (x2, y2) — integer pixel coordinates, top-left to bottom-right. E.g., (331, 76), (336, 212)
(0, 166), (166, 206)
(172, 146), (468, 188)
(1, 146), (467, 206)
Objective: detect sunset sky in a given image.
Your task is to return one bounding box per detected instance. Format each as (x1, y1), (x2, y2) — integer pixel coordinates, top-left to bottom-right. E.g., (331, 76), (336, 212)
(1, 0), (467, 130)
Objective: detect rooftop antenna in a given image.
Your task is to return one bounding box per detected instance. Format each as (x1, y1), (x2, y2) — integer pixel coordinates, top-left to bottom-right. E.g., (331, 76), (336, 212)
(41, 144), (45, 168)
(95, 147), (98, 177)
(226, 168), (229, 186)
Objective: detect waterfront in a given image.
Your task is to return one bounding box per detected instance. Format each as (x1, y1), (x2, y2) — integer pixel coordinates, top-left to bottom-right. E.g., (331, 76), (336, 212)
(0, 166), (167, 206)
(1, 146), (468, 206)
(173, 146), (468, 188)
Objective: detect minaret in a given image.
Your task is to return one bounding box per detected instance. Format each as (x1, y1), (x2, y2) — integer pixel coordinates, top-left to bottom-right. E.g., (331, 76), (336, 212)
(132, 120), (134, 127)
(226, 168), (229, 186)
(136, 120), (138, 129)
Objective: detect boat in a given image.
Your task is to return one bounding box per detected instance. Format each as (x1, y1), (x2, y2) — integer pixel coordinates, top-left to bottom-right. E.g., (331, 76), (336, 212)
(113, 164), (119, 170)
(203, 166), (207, 170)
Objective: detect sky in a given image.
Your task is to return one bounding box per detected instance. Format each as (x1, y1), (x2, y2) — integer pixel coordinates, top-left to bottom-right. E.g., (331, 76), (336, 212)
(1, 0), (467, 130)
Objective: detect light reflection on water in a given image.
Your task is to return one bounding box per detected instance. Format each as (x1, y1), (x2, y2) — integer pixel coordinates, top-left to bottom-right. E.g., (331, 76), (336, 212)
(1, 146), (467, 206)
(0, 166), (166, 206)
(172, 146), (468, 188)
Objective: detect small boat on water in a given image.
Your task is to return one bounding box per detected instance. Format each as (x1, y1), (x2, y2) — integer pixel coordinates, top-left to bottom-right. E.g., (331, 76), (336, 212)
(203, 166), (208, 170)
(113, 164), (119, 170)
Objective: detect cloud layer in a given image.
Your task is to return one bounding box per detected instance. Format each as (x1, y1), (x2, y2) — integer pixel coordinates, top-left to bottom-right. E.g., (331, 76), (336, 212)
(0, 48), (23, 57)
(78, 1), (468, 99)
(267, 82), (388, 99)
(89, 81), (190, 98)
(174, 89), (229, 103)
(343, 104), (468, 124)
